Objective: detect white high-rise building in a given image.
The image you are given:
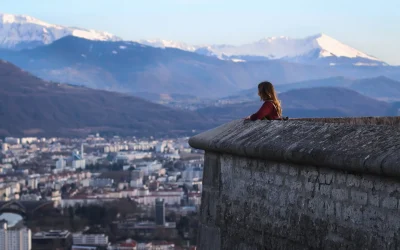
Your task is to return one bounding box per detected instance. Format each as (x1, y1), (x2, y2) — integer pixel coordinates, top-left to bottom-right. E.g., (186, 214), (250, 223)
(2, 143), (9, 152)
(0, 221), (32, 250)
(56, 157), (66, 169)
(4, 137), (20, 145)
(72, 159), (86, 169)
(20, 137), (37, 145)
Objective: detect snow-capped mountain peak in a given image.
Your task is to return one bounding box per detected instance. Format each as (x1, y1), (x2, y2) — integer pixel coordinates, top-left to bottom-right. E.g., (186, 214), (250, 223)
(310, 33), (379, 61)
(0, 13), (121, 49)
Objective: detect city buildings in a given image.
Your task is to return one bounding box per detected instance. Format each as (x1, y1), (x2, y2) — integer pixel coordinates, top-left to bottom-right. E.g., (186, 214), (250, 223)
(0, 220), (32, 250)
(72, 233), (109, 246)
(32, 230), (72, 250)
(0, 134), (201, 249)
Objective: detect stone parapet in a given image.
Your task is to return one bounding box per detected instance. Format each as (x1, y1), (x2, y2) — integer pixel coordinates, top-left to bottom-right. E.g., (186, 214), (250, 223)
(190, 118), (400, 250)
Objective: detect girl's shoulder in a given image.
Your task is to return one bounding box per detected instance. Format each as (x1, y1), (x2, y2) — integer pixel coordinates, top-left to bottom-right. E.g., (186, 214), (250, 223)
(263, 100), (274, 106)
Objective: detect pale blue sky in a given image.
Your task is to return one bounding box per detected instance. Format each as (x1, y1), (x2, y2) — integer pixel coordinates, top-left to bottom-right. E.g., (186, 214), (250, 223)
(2, 0), (399, 64)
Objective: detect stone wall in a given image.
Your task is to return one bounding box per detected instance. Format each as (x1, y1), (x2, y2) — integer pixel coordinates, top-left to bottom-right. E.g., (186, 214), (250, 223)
(189, 118), (400, 250)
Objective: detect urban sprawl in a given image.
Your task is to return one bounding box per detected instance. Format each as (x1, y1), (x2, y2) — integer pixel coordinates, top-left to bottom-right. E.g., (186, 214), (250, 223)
(0, 134), (203, 250)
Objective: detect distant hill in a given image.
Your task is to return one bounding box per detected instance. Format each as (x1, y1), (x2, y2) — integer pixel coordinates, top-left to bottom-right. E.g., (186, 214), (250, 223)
(198, 87), (393, 123)
(1, 36), (400, 98)
(0, 60), (216, 137)
(277, 76), (400, 101)
(227, 76), (400, 102)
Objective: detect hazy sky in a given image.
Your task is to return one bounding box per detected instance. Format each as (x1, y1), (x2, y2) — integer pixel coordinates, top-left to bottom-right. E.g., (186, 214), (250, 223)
(2, 0), (400, 65)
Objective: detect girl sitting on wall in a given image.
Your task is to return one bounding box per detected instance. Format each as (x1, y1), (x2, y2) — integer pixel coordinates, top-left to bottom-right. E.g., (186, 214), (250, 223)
(245, 81), (283, 120)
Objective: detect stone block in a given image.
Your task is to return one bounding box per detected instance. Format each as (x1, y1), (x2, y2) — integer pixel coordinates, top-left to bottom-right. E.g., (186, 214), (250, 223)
(360, 176), (374, 189)
(362, 207), (387, 229)
(267, 186), (279, 204)
(319, 172), (334, 185)
(334, 202), (342, 220)
(279, 192), (288, 206)
(289, 180), (303, 191)
(387, 214), (400, 231)
(332, 188), (349, 201)
(382, 197), (397, 210)
(305, 181), (316, 192)
(368, 193), (380, 207)
(343, 205), (363, 225)
(335, 172), (347, 185)
(274, 175), (284, 186)
(308, 196), (325, 217)
(373, 181), (385, 191)
(301, 168), (318, 182)
(319, 184), (332, 197)
(350, 189), (368, 205)
(279, 164), (289, 174)
(288, 165), (299, 176)
(269, 164), (278, 173)
(198, 224), (221, 250)
(324, 200), (335, 217)
(346, 175), (361, 187)
(288, 190), (297, 205)
(264, 172), (275, 184)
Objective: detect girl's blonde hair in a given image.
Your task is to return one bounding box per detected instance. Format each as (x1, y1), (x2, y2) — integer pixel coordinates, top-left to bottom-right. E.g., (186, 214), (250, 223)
(258, 81), (282, 117)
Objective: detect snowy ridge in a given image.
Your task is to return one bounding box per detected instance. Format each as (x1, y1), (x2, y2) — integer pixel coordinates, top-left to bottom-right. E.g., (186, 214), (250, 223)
(136, 39), (197, 52)
(0, 13), (121, 49)
(203, 33), (381, 62)
(139, 33), (384, 65)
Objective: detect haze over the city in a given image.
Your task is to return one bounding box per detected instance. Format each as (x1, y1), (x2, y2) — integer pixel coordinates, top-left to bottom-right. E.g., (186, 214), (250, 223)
(2, 0), (399, 65)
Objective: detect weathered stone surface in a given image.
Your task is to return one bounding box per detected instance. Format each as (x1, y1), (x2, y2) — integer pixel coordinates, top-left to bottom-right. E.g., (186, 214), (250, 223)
(197, 153), (400, 250)
(189, 119), (400, 177)
(192, 118), (400, 250)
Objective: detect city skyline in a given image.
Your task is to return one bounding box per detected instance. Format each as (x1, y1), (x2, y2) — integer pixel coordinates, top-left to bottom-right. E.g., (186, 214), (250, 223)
(1, 0), (399, 65)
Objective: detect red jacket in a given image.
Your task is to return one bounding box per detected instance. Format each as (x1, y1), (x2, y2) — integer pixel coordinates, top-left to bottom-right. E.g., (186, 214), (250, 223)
(249, 101), (280, 120)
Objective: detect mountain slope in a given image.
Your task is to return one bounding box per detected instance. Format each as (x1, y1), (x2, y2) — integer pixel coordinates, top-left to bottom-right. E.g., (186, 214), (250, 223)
(0, 60), (216, 137)
(0, 13), (120, 49)
(198, 87), (392, 123)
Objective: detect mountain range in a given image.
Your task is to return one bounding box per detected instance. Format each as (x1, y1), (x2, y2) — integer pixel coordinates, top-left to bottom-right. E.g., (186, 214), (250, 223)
(140, 34), (386, 66)
(0, 13), (120, 49)
(0, 60), (216, 137)
(0, 35), (347, 97)
(0, 13), (393, 67)
(0, 13), (399, 98)
(0, 35), (399, 98)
